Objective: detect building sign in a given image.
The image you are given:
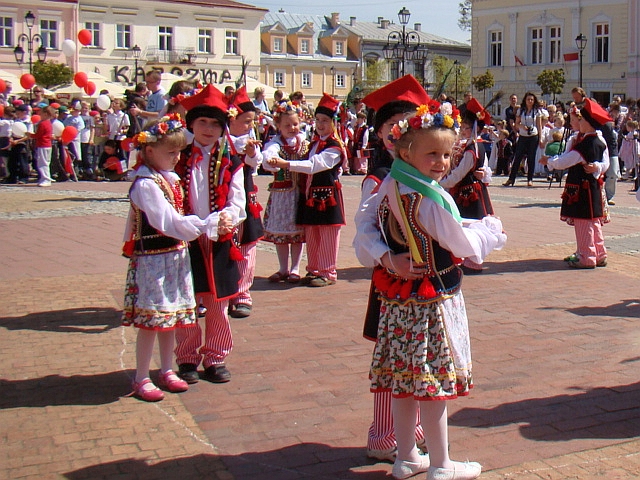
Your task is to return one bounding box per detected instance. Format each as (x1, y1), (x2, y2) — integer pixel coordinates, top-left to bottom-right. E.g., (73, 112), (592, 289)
(113, 66), (235, 85)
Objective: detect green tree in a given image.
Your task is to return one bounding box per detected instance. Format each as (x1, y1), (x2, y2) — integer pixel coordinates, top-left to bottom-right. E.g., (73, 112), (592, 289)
(471, 70), (495, 103)
(32, 60), (73, 89)
(432, 56), (470, 104)
(536, 68), (566, 103)
(458, 0), (472, 32)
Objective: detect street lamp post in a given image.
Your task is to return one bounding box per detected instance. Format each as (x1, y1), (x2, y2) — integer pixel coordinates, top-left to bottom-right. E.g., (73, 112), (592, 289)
(330, 66), (335, 96)
(13, 10), (47, 98)
(382, 7), (427, 81)
(131, 44), (141, 85)
(454, 60), (460, 104)
(575, 33), (587, 88)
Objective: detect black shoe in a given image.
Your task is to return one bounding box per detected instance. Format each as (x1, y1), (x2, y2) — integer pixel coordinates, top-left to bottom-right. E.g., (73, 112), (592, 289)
(229, 304), (251, 318)
(203, 364), (231, 383)
(299, 273), (317, 285)
(178, 363), (200, 384)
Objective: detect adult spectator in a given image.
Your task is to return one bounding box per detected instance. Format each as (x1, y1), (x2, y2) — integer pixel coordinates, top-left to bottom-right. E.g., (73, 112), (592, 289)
(130, 70), (166, 121)
(458, 91), (473, 116)
(504, 94), (518, 134)
(252, 87), (270, 114)
(224, 85), (235, 101)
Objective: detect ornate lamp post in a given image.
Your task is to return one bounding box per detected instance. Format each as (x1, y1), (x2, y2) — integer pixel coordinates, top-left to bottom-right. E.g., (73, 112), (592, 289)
(13, 10), (47, 75)
(382, 7), (427, 80)
(454, 60), (460, 104)
(575, 33), (587, 88)
(131, 44), (141, 84)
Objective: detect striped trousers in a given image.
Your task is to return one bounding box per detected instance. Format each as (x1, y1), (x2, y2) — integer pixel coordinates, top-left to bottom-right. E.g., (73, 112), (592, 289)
(230, 242), (257, 307)
(574, 218), (607, 267)
(368, 391), (425, 450)
(304, 225), (341, 281)
(174, 294), (233, 368)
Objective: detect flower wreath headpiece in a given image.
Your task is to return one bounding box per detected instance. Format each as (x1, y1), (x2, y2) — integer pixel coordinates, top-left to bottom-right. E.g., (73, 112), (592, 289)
(273, 100), (304, 119)
(132, 113), (186, 149)
(168, 87), (203, 106)
(390, 101), (461, 142)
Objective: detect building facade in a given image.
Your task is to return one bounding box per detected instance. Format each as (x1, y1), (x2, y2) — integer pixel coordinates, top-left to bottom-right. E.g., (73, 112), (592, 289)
(472, 0), (639, 109)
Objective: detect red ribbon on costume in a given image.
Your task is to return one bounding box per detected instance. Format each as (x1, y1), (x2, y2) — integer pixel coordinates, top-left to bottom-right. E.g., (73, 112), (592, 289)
(187, 146), (204, 167)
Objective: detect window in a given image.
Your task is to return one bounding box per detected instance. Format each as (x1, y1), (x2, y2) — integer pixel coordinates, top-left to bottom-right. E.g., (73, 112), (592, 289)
(159, 26), (173, 51)
(301, 72), (311, 88)
(274, 70), (285, 87)
(0, 17), (13, 47)
(300, 39), (309, 54)
(40, 19), (57, 50)
(335, 41), (344, 56)
(549, 26), (562, 64)
(530, 27), (543, 65)
(225, 31), (238, 55)
(335, 73), (345, 89)
(595, 23), (609, 63)
(84, 22), (100, 48)
(116, 24), (131, 49)
(198, 29), (212, 53)
(273, 37), (282, 53)
(489, 30), (502, 67)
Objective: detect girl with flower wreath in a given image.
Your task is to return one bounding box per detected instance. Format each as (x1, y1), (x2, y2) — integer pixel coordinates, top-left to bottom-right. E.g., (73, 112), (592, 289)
(354, 102), (506, 480)
(261, 100), (309, 283)
(121, 114), (232, 402)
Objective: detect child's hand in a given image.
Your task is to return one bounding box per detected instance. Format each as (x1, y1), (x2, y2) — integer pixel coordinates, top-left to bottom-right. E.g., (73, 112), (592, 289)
(538, 155), (548, 166)
(380, 252), (426, 280)
(583, 162), (598, 174)
(266, 157), (288, 169)
(473, 169), (484, 180)
(217, 211), (233, 235)
(244, 139), (262, 158)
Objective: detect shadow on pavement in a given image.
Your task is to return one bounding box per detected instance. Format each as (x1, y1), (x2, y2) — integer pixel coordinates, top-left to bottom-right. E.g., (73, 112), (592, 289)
(567, 299), (640, 319)
(0, 307), (121, 333)
(449, 380), (640, 441)
(0, 370), (132, 408)
(481, 258), (576, 274)
(63, 447), (391, 480)
(251, 266), (371, 291)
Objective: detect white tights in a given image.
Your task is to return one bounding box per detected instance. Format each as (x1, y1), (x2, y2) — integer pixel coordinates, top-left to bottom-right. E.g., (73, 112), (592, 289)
(135, 329), (175, 383)
(275, 243), (304, 275)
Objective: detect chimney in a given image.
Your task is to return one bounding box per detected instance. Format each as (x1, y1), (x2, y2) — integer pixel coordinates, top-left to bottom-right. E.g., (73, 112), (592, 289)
(377, 16), (383, 24)
(414, 23), (422, 32)
(330, 12), (340, 28)
(381, 19), (390, 29)
(350, 16), (356, 26)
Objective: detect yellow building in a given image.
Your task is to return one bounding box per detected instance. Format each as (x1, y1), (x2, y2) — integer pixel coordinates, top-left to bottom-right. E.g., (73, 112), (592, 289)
(472, 0), (638, 112)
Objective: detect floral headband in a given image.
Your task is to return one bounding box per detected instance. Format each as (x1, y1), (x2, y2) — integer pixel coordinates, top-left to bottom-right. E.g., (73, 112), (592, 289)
(132, 113), (185, 149)
(167, 87), (202, 105)
(390, 101), (461, 142)
(273, 100), (303, 118)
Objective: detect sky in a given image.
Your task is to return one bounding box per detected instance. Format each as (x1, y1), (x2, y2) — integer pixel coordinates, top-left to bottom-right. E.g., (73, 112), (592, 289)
(247, 0), (470, 44)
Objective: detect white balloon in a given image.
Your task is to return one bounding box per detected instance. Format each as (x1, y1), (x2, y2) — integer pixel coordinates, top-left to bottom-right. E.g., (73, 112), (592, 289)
(11, 122), (27, 138)
(52, 121), (64, 137)
(61, 39), (76, 57)
(97, 94), (111, 111)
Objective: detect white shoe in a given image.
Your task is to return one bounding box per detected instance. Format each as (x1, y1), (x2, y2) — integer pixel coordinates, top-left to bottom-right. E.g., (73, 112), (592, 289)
(37, 181), (52, 187)
(392, 457), (430, 479)
(427, 461), (482, 480)
(366, 446), (397, 462)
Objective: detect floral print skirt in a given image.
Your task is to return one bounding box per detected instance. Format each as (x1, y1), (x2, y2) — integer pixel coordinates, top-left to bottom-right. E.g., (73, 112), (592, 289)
(122, 249), (197, 330)
(370, 291), (473, 400)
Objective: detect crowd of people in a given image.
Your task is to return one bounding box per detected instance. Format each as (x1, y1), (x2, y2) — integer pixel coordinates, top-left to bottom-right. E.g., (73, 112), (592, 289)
(2, 70), (633, 480)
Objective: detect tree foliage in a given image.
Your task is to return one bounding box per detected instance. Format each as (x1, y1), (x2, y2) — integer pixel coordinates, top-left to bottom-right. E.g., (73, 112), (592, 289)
(536, 68), (566, 103)
(32, 60), (73, 89)
(471, 70), (495, 102)
(458, 0), (472, 32)
(432, 56), (470, 103)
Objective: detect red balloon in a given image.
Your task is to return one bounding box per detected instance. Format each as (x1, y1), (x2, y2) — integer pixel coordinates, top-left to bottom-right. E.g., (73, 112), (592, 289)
(78, 29), (92, 46)
(74, 72), (88, 88)
(50, 102), (61, 109)
(0, 78), (6, 93)
(61, 125), (78, 144)
(121, 137), (135, 152)
(20, 73), (36, 90)
(0, 105), (4, 117)
(31, 114), (41, 124)
(84, 81), (96, 96)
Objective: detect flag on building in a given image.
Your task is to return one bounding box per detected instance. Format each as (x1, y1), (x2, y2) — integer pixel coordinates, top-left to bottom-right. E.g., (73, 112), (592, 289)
(563, 51), (579, 62)
(514, 53), (526, 66)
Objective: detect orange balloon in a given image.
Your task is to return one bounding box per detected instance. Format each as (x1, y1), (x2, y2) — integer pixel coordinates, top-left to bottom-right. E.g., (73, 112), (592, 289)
(31, 114), (41, 124)
(61, 125), (78, 144)
(20, 73), (36, 90)
(74, 72), (88, 88)
(84, 81), (96, 96)
(78, 29), (92, 46)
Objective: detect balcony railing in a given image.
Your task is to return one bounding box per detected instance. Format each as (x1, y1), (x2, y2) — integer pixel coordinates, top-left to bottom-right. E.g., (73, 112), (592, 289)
(145, 47), (198, 64)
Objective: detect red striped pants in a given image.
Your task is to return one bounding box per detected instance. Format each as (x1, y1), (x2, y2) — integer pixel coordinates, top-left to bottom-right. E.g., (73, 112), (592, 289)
(574, 218), (606, 267)
(368, 391), (425, 450)
(174, 294), (233, 368)
(304, 225), (340, 281)
(230, 242), (257, 307)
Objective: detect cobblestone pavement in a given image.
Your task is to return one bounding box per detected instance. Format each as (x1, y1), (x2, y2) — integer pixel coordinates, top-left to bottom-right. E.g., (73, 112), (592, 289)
(1, 175), (639, 480)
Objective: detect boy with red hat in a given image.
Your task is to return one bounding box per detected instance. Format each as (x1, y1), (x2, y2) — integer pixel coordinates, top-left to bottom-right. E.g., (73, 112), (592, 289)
(174, 84), (247, 383)
(225, 86), (264, 318)
(539, 98), (611, 269)
(267, 92), (346, 287)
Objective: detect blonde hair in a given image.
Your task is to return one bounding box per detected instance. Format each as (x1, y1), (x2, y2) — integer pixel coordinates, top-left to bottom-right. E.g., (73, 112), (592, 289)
(626, 119), (638, 130)
(137, 119), (187, 164)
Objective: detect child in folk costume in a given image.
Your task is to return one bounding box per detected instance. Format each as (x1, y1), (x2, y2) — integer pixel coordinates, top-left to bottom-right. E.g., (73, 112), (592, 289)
(492, 129), (513, 176)
(440, 101), (495, 274)
(267, 93), (346, 287)
(173, 85), (247, 384)
(121, 114), (229, 402)
(619, 119), (640, 180)
(539, 99), (611, 269)
(350, 112), (370, 175)
(358, 75), (430, 463)
(261, 101), (309, 283)
(225, 86), (264, 318)
(354, 102), (506, 480)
